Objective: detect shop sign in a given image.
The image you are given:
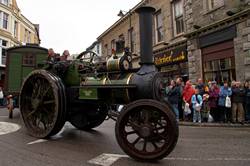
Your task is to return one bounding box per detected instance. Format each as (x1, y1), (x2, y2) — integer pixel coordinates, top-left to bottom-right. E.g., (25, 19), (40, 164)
(154, 46), (187, 66)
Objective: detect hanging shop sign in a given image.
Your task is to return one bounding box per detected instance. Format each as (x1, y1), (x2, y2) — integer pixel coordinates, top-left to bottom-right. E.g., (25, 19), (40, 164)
(154, 46), (187, 66)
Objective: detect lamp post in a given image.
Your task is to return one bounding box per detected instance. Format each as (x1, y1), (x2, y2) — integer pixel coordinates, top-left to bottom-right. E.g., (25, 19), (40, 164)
(118, 10), (133, 52)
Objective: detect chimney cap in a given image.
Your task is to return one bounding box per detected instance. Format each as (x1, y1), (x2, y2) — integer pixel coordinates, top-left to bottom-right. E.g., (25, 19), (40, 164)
(135, 6), (156, 14)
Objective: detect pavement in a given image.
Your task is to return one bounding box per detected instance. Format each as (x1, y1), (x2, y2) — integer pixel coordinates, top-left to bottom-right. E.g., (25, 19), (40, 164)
(0, 108), (250, 166)
(179, 121), (250, 128)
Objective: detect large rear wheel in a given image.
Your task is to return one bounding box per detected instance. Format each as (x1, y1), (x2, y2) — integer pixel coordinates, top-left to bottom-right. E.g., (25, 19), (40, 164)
(115, 99), (178, 161)
(20, 70), (67, 138)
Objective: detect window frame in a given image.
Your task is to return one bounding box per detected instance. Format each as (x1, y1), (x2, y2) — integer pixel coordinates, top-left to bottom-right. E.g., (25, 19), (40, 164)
(154, 10), (164, 44)
(1, 0), (9, 6)
(128, 27), (136, 53)
(0, 39), (8, 65)
(24, 29), (31, 43)
(14, 21), (18, 38)
(22, 53), (35, 67)
(111, 39), (116, 51)
(2, 12), (8, 30)
(172, 0), (184, 37)
(205, 0), (225, 12)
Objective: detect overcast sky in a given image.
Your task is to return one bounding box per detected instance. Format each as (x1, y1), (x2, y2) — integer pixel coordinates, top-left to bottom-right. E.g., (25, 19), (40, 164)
(17, 0), (141, 54)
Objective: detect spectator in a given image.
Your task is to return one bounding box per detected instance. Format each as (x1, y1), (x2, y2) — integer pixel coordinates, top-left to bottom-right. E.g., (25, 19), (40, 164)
(231, 80), (236, 88)
(202, 93), (210, 122)
(209, 81), (220, 122)
(196, 78), (205, 96)
(176, 77), (184, 120)
(166, 80), (180, 121)
(245, 80), (250, 123)
(232, 82), (245, 124)
(183, 80), (195, 121)
(0, 87), (3, 106)
(218, 81), (232, 122)
(7, 95), (14, 119)
(191, 87), (203, 123)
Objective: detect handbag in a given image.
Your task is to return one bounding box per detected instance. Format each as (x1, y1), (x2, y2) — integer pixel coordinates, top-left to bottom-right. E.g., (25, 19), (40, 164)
(225, 96), (231, 108)
(184, 102), (191, 115)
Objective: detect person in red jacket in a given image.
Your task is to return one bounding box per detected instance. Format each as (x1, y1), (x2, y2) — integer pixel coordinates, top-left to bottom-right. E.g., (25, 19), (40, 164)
(183, 80), (195, 121)
(183, 80), (195, 104)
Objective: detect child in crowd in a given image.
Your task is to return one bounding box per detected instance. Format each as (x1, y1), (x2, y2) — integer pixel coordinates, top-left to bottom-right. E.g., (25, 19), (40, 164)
(191, 88), (203, 123)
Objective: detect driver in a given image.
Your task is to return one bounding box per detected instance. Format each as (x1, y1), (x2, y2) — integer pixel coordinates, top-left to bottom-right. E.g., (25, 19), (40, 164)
(48, 48), (55, 62)
(61, 50), (70, 61)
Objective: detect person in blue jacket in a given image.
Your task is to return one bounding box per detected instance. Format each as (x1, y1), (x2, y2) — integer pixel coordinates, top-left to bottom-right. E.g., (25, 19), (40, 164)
(191, 87), (203, 123)
(218, 81), (232, 122)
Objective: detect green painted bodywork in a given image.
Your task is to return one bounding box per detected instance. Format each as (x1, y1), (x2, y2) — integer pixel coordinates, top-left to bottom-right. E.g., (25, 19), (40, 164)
(8, 53), (22, 92)
(63, 62), (80, 86)
(6, 46), (48, 94)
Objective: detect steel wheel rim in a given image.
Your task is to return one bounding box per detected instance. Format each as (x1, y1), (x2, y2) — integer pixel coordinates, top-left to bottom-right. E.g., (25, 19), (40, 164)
(121, 106), (171, 155)
(20, 73), (59, 138)
(116, 100), (178, 161)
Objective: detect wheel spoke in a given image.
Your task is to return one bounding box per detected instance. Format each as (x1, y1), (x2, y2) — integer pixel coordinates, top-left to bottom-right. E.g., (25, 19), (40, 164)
(132, 136), (141, 145)
(143, 140), (147, 152)
(43, 100), (55, 105)
(126, 130), (137, 136)
(151, 141), (158, 149)
(154, 126), (167, 131)
(128, 120), (141, 131)
(27, 109), (37, 118)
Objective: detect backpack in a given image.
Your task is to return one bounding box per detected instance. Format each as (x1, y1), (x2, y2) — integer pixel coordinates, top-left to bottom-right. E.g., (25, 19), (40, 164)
(195, 94), (201, 104)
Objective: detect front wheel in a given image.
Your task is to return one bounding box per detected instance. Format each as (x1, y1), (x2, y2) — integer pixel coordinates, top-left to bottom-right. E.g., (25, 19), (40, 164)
(115, 99), (178, 161)
(20, 70), (67, 138)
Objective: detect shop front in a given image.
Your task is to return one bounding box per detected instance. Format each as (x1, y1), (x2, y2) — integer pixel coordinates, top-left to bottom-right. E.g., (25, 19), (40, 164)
(199, 26), (236, 85)
(154, 44), (188, 84)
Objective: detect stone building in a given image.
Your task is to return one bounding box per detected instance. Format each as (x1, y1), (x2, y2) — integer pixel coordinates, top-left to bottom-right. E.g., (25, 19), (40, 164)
(97, 0), (250, 84)
(185, 0), (250, 84)
(97, 0), (188, 82)
(0, 0), (40, 87)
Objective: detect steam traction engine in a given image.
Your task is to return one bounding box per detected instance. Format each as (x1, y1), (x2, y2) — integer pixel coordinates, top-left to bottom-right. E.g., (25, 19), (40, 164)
(20, 7), (178, 161)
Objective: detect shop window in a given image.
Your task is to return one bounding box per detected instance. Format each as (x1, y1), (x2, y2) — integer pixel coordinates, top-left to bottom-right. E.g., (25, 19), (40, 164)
(23, 54), (35, 66)
(155, 10), (164, 43)
(172, 0), (184, 36)
(203, 57), (235, 85)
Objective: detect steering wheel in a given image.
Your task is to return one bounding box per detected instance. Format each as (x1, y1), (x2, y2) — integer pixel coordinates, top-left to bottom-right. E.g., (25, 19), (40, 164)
(76, 50), (99, 63)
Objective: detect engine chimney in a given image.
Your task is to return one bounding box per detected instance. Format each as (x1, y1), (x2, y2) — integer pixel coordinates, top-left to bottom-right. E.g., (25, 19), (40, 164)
(136, 6), (156, 65)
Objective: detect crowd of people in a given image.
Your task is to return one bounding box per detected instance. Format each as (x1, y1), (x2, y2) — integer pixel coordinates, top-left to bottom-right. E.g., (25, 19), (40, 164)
(164, 78), (250, 124)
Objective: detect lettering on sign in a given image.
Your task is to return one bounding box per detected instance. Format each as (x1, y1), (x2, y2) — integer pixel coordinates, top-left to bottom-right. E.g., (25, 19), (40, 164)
(154, 46), (187, 66)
